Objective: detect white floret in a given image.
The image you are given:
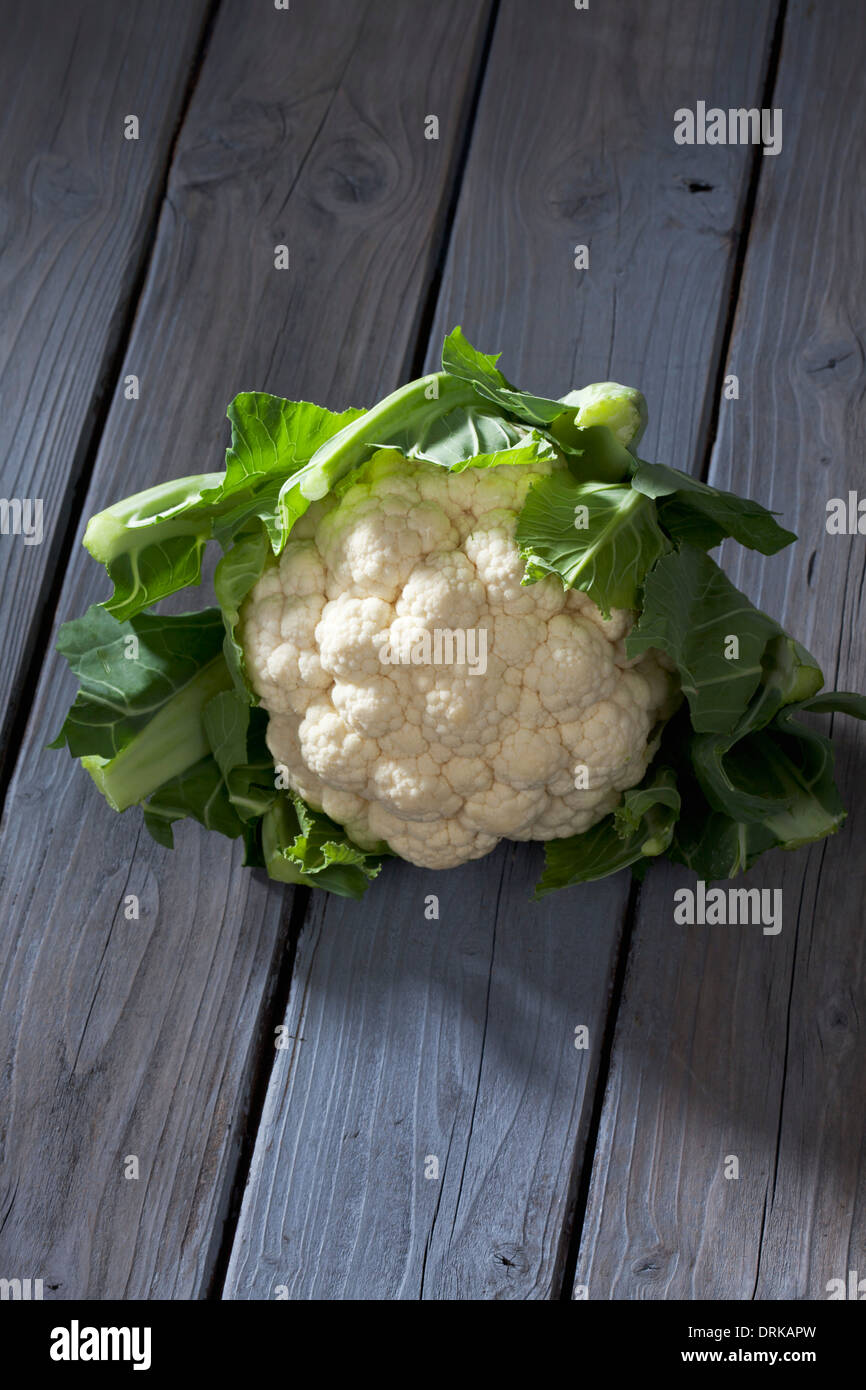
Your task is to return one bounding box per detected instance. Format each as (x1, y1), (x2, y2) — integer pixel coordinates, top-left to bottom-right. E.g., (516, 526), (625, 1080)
(565, 587), (634, 641)
(366, 801), (497, 870)
(371, 756), (462, 821)
(526, 614), (617, 720)
(298, 701), (378, 792)
(562, 685), (656, 791)
(239, 452), (678, 870)
(279, 540), (327, 596)
(493, 726), (566, 789)
(529, 787), (621, 838)
(316, 594), (394, 679)
(460, 783), (547, 837)
(397, 551), (485, 628)
(465, 509), (566, 617)
(331, 676), (404, 737)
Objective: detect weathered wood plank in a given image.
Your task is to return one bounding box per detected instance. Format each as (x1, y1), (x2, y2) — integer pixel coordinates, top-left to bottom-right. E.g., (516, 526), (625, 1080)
(0, 0), (492, 1298)
(0, 0), (211, 784)
(576, 0), (866, 1300)
(224, 0), (778, 1300)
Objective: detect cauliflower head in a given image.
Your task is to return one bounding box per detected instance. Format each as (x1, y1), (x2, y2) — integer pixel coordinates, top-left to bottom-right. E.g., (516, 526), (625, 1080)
(240, 449), (677, 870)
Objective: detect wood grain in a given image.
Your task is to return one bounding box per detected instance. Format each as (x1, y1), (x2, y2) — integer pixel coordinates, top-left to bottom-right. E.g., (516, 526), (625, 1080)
(224, 0), (778, 1300)
(0, 0), (211, 784)
(576, 0), (866, 1300)
(0, 0), (492, 1298)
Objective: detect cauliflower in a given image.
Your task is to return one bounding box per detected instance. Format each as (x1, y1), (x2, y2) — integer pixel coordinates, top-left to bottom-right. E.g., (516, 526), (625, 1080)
(240, 450), (677, 869)
(59, 325), (858, 901)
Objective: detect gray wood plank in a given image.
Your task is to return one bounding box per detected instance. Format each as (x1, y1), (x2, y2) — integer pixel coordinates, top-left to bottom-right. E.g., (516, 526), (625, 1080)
(224, 0), (778, 1300)
(0, 0), (211, 783)
(576, 0), (866, 1300)
(0, 0), (492, 1298)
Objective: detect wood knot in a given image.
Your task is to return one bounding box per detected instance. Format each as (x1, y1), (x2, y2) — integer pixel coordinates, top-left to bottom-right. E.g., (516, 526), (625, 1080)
(308, 135), (394, 212)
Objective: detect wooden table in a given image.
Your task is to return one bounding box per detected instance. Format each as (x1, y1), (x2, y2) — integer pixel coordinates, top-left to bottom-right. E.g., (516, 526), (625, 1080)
(1, 0), (863, 1300)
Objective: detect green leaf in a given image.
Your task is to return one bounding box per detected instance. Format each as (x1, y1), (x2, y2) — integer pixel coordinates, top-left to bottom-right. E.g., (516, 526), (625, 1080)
(440, 325), (509, 389)
(799, 691), (866, 719)
(211, 393), (366, 550)
(49, 606), (233, 809)
(441, 326), (566, 425)
(627, 547), (821, 733)
(686, 633), (827, 819)
(665, 671), (866, 880)
(202, 688), (253, 784)
(726, 715), (844, 845)
(82, 477), (219, 622)
(670, 803), (780, 880)
(672, 718), (844, 879)
(373, 403), (559, 472)
(143, 755), (246, 848)
(632, 459), (796, 555)
(142, 686), (278, 845)
(274, 370), (485, 539)
(261, 795), (386, 899)
(275, 364), (566, 537)
(441, 331), (649, 451)
(516, 473), (669, 616)
(142, 693), (278, 848)
(613, 771), (682, 850)
(534, 768), (680, 897)
(441, 330), (648, 447)
(214, 524), (271, 692)
(82, 394), (362, 619)
(225, 394), (366, 496)
(203, 692), (277, 819)
(554, 423), (636, 483)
